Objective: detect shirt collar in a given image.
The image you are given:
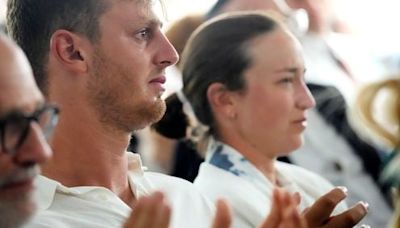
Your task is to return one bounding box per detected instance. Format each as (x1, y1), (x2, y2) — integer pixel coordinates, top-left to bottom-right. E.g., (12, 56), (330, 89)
(206, 139), (294, 189)
(34, 152), (146, 210)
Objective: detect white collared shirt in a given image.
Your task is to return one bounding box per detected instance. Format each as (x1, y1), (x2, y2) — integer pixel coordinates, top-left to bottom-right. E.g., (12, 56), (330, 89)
(29, 153), (214, 228)
(194, 140), (347, 228)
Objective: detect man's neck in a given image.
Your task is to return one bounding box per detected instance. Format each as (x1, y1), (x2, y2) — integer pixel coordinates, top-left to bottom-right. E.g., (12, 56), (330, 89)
(42, 108), (134, 203)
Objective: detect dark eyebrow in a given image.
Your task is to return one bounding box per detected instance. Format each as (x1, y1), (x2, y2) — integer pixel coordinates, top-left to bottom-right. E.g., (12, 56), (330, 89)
(148, 17), (163, 29)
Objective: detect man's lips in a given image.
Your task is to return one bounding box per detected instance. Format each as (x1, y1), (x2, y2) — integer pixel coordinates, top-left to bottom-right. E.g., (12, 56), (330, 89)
(0, 166), (39, 193)
(0, 178), (34, 194)
(150, 76), (166, 84)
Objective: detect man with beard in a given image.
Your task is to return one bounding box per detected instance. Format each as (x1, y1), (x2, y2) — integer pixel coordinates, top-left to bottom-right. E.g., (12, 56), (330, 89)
(0, 31), (206, 228)
(0, 33), (55, 228)
(6, 0), (218, 227)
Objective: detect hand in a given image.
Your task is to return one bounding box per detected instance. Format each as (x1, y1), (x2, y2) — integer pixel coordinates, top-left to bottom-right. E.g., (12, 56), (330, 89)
(303, 187), (368, 228)
(212, 199), (232, 228)
(260, 188), (307, 228)
(123, 191), (171, 228)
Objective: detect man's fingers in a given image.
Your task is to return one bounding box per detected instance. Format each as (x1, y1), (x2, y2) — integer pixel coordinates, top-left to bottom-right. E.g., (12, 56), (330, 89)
(154, 200), (171, 228)
(212, 199), (232, 228)
(303, 186), (348, 226)
(123, 194), (149, 228)
(136, 192), (162, 228)
(323, 201), (369, 228)
(123, 191), (169, 228)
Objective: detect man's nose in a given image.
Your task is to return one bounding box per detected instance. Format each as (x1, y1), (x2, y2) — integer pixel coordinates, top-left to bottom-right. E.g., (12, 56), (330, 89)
(155, 33), (179, 68)
(13, 122), (52, 166)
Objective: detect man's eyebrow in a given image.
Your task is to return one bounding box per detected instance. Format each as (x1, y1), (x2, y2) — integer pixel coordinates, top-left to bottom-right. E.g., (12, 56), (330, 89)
(134, 15), (163, 29)
(148, 17), (163, 28)
(274, 67), (306, 74)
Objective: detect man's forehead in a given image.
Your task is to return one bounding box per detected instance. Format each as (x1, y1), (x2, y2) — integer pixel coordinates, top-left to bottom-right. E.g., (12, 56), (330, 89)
(0, 74), (44, 117)
(0, 36), (44, 116)
(111, 0), (165, 21)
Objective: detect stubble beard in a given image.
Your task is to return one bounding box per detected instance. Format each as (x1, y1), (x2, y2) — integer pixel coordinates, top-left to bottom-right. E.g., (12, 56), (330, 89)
(87, 50), (166, 133)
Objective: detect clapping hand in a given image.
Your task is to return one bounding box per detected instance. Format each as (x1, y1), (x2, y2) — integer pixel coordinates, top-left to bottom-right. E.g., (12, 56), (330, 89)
(212, 188), (308, 228)
(123, 191), (171, 228)
(303, 187), (369, 228)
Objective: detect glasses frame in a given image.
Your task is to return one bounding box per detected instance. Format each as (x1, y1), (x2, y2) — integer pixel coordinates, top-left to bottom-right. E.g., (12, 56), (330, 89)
(0, 104), (59, 156)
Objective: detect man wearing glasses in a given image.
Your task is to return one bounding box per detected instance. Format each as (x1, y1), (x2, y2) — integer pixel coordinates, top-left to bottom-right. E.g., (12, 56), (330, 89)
(0, 33), (57, 228)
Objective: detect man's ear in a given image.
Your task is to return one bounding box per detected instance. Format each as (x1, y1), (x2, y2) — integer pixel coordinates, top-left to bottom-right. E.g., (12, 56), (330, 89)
(207, 83), (237, 120)
(50, 30), (90, 74)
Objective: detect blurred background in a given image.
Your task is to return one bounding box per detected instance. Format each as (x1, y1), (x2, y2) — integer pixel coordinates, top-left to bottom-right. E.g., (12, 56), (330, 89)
(1, 0), (400, 72)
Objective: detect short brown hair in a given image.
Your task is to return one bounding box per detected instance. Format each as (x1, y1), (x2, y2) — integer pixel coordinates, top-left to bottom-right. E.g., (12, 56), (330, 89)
(7, 0), (110, 95)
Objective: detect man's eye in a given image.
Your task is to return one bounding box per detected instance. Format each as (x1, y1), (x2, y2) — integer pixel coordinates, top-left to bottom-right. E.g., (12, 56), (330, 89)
(136, 28), (151, 40)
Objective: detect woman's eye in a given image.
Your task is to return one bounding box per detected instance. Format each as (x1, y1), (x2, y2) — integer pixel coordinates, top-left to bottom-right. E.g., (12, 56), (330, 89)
(280, 77), (294, 84)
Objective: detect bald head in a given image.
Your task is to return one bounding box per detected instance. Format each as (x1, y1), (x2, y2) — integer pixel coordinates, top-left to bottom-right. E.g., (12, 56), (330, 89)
(0, 34), (51, 228)
(0, 34), (43, 114)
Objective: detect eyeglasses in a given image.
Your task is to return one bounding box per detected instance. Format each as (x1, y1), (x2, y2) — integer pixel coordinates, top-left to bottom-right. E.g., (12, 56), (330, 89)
(0, 105), (59, 156)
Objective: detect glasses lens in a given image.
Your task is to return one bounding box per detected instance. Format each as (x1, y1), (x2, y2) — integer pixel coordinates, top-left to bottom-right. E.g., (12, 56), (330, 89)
(37, 107), (59, 140)
(3, 117), (30, 153)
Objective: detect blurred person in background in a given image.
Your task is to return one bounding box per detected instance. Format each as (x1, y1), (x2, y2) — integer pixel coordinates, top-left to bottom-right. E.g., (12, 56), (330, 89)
(283, 0), (392, 226)
(285, 0), (386, 100)
(351, 76), (400, 228)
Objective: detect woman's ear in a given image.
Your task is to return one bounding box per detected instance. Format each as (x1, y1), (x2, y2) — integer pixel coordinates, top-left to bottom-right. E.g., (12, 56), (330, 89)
(207, 83), (237, 119)
(49, 30), (89, 74)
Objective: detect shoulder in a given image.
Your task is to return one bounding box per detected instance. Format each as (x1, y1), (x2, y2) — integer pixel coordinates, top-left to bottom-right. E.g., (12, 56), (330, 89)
(28, 211), (75, 228)
(194, 162), (267, 209)
(142, 171), (213, 207)
(143, 171), (203, 192)
(194, 162), (240, 195)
